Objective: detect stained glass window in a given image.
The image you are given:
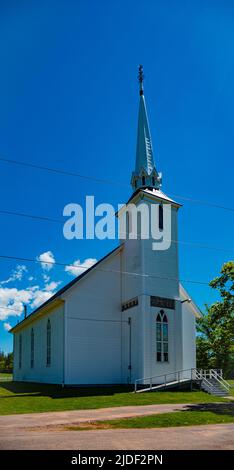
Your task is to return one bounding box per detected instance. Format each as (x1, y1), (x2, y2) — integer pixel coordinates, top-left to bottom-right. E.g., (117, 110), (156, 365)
(156, 310), (168, 362)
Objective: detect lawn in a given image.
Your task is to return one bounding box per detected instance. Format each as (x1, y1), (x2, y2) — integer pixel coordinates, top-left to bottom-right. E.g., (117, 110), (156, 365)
(0, 380), (229, 416)
(0, 373), (12, 381)
(228, 380), (234, 397)
(67, 406), (234, 430)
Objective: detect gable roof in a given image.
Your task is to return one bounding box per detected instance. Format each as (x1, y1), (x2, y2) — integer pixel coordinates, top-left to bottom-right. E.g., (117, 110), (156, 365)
(10, 245), (121, 333)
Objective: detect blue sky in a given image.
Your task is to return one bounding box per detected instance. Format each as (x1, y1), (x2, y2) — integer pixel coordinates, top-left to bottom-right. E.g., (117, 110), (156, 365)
(0, 0), (233, 352)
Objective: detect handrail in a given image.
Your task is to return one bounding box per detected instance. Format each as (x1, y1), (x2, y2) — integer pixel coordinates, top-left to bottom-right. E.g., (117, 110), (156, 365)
(192, 371), (217, 393)
(210, 371), (230, 392)
(135, 368), (196, 392)
(134, 368), (226, 393)
(135, 368), (195, 385)
(213, 372), (231, 389)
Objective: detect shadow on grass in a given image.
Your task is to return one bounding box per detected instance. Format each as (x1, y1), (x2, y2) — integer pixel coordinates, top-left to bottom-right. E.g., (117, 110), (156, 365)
(183, 402), (234, 416)
(0, 381), (133, 399)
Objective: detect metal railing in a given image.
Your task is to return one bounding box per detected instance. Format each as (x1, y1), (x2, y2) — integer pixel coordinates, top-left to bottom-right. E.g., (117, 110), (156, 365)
(194, 369), (230, 393)
(134, 368), (196, 393)
(195, 369), (222, 379)
(134, 368), (229, 393)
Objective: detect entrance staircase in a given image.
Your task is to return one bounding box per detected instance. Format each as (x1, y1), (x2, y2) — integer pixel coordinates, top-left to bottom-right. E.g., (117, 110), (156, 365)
(134, 368), (231, 397)
(196, 370), (230, 397)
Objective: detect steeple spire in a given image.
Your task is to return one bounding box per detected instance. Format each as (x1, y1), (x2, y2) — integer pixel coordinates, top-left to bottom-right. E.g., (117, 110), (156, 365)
(131, 65), (162, 192)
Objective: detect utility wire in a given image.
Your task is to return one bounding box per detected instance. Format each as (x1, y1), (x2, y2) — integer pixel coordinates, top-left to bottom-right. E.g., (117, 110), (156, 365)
(0, 305), (23, 313)
(0, 155), (233, 211)
(0, 209), (62, 224)
(0, 156), (126, 187)
(0, 208), (233, 254)
(0, 305), (22, 313)
(0, 252), (214, 286)
(168, 193), (234, 212)
(0, 306), (130, 321)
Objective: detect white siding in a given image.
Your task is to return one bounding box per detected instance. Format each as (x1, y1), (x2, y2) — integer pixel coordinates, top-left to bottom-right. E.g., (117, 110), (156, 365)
(13, 305), (64, 384)
(121, 306), (141, 384)
(63, 250), (126, 384)
(182, 302), (196, 371)
(120, 196), (184, 383)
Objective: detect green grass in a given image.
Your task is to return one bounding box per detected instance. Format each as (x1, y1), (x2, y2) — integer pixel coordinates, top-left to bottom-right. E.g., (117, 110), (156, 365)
(228, 380), (234, 397)
(68, 408), (234, 430)
(0, 381), (229, 416)
(0, 373), (12, 380)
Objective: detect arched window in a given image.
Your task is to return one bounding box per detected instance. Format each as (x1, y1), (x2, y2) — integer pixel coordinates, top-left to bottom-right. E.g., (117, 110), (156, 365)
(46, 319), (51, 367)
(126, 211), (132, 237)
(31, 328), (34, 368)
(152, 176), (155, 186)
(156, 310), (168, 362)
(142, 176), (145, 186)
(19, 334), (22, 369)
(159, 204), (163, 230)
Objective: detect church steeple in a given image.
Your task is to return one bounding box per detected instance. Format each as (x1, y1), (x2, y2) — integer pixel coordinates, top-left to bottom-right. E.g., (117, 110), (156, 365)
(131, 65), (162, 192)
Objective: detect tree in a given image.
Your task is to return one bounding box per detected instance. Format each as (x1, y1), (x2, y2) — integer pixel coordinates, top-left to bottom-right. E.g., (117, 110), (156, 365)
(0, 350), (5, 370)
(0, 350), (13, 372)
(196, 261), (234, 376)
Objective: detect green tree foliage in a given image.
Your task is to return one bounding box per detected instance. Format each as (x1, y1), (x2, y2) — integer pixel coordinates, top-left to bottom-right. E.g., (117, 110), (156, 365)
(0, 350), (13, 372)
(197, 261), (234, 376)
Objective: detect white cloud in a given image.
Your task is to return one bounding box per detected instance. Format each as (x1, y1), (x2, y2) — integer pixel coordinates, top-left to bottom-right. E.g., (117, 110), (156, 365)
(3, 322), (12, 332)
(0, 280), (60, 321)
(30, 291), (54, 309)
(29, 281), (60, 308)
(42, 274), (50, 283)
(45, 281), (61, 292)
(0, 265), (27, 285)
(0, 287), (29, 321)
(0, 251), (97, 326)
(37, 251), (55, 271)
(65, 258), (97, 277)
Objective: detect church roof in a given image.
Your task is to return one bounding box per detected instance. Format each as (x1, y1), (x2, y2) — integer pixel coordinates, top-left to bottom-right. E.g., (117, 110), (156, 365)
(142, 188), (181, 205)
(10, 245), (121, 333)
(125, 187), (182, 208)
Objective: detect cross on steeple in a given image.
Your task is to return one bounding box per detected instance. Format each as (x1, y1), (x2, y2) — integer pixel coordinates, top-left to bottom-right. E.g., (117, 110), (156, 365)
(138, 64), (144, 96)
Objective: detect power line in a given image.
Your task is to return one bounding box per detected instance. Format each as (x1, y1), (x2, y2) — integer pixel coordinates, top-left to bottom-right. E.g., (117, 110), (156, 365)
(0, 209), (62, 224)
(0, 252), (214, 286)
(0, 156), (126, 187)
(170, 193), (234, 212)
(0, 305), (22, 313)
(0, 155), (233, 211)
(0, 307), (130, 320)
(0, 207), (233, 254)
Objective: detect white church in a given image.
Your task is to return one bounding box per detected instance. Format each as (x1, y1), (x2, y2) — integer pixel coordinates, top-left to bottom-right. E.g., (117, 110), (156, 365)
(11, 67), (200, 386)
